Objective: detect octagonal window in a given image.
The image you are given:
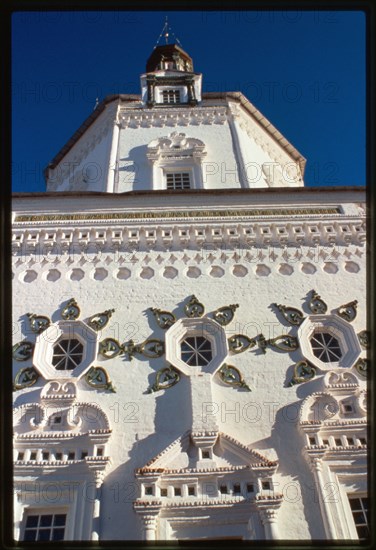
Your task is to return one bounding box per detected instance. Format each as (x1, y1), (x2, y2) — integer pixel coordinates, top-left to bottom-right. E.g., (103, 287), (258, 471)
(298, 314), (362, 371)
(310, 332), (343, 363)
(165, 317), (228, 377)
(52, 339), (84, 370)
(32, 320), (98, 381)
(181, 336), (212, 366)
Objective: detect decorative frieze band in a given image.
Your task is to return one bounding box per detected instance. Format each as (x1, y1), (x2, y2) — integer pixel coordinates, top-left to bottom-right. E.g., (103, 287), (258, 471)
(118, 106), (228, 129)
(15, 207), (341, 223)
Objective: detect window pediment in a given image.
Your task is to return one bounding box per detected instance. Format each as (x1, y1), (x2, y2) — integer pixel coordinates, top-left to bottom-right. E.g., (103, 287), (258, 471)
(147, 132), (206, 163)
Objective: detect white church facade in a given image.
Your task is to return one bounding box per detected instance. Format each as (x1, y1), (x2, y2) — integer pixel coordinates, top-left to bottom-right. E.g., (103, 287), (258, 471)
(12, 39), (368, 542)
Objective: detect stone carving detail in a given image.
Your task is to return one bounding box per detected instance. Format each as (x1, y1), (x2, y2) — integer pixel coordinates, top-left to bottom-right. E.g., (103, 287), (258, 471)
(354, 357), (367, 378)
(288, 360), (316, 386)
(228, 334), (257, 354)
(267, 335), (299, 353)
(87, 309), (115, 331)
(12, 341), (34, 361)
(218, 364), (251, 391)
(147, 366), (180, 393)
(213, 304), (239, 326)
(85, 367), (116, 392)
(13, 367), (39, 390)
(61, 298), (81, 320)
(358, 330), (369, 349)
(150, 308), (176, 329)
(337, 300), (358, 322)
(27, 313), (50, 333)
(184, 295), (205, 318)
(324, 371), (359, 388)
(147, 132), (206, 163)
(274, 304), (304, 326)
(308, 290), (328, 314)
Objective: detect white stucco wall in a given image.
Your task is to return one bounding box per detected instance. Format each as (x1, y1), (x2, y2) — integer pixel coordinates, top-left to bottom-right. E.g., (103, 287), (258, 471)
(12, 188), (367, 541)
(45, 95), (305, 194)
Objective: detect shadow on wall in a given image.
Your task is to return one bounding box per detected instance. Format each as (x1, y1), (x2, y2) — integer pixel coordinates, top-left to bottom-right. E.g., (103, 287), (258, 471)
(99, 373), (193, 540)
(117, 145), (150, 193)
(267, 402), (326, 539)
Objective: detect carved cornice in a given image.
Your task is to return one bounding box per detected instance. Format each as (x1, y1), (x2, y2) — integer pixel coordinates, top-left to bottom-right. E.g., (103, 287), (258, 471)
(134, 497), (257, 510)
(119, 106), (228, 129)
(14, 207), (342, 224)
(136, 464), (276, 477)
(14, 429), (112, 440)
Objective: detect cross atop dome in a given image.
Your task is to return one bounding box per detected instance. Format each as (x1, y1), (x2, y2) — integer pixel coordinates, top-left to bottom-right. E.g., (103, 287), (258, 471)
(154, 17), (184, 48)
(146, 17), (194, 73)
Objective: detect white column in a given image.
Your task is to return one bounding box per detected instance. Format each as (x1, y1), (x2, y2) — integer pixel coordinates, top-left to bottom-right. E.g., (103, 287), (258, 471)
(227, 103), (247, 188)
(13, 490), (21, 541)
(259, 509), (280, 539)
(142, 515), (157, 541)
(91, 493), (101, 541)
(107, 121), (120, 192)
(91, 472), (104, 540)
(309, 457), (337, 539)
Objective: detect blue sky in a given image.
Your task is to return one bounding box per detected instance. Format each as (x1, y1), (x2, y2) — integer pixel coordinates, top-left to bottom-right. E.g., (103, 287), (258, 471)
(12, 10), (366, 192)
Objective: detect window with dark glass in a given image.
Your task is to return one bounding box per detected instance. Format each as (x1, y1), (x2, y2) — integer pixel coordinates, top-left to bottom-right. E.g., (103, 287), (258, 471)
(52, 339), (83, 370)
(310, 332), (342, 362)
(166, 172), (191, 190)
(23, 513), (66, 541)
(181, 336), (212, 366)
(348, 497), (369, 540)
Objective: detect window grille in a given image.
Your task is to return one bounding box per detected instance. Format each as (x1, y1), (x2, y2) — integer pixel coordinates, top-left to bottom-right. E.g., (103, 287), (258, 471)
(162, 89), (180, 104)
(52, 339), (83, 370)
(181, 336), (212, 366)
(348, 497), (369, 540)
(166, 172), (191, 190)
(310, 332), (342, 362)
(23, 513), (66, 541)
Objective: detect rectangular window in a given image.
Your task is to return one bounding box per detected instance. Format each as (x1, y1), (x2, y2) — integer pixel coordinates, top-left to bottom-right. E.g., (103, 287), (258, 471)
(166, 172), (191, 190)
(188, 486), (195, 496)
(233, 483), (241, 495)
(23, 513), (66, 541)
(174, 487), (182, 496)
(348, 496), (369, 540)
(162, 89), (180, 104)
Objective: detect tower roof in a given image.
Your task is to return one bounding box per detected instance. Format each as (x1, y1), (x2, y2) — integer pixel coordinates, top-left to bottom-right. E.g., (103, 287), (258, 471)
(146, 44), (194, 73)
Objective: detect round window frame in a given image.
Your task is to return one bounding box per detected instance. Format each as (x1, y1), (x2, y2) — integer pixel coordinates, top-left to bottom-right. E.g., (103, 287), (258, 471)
(298, 314), (362, 370)
(33, 320), (98, 380)
(165, 317), (228, 376)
